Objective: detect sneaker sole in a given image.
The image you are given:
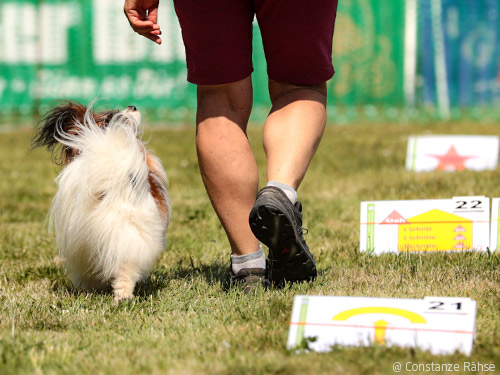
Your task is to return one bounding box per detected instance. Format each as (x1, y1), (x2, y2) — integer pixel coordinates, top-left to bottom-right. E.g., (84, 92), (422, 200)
(249, 202), (317, 286)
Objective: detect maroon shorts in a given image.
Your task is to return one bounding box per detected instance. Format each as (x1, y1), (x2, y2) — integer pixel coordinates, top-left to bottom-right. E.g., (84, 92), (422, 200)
(173, 0), (338, 85)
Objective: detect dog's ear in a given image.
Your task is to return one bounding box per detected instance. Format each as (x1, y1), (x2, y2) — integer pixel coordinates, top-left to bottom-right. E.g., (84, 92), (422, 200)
(31, 101), (87, 165)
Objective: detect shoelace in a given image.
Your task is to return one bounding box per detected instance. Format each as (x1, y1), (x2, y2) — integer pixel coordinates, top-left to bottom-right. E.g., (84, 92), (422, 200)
(298, 226), (309, 236)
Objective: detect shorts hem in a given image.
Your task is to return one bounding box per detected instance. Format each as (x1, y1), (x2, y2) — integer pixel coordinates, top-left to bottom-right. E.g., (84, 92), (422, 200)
(268, 69), (335, 86)
(187, 68), (254, 86)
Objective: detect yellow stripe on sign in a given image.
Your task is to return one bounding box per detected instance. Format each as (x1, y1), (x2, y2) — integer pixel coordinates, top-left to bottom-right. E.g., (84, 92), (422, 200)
(332, 307), (426, 323)
(374, 320), (389, 345)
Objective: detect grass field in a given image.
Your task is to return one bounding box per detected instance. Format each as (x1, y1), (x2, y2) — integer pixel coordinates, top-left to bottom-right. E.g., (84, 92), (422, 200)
(1, 121), (500, 375)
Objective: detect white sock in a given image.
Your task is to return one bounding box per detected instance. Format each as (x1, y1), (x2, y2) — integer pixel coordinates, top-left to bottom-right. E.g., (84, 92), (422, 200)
(267, 181), (297, 204)
(231, 246), (266, 274)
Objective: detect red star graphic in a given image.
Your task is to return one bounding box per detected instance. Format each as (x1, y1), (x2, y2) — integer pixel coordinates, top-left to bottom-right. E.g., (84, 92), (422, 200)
(427, 145), (477, 171)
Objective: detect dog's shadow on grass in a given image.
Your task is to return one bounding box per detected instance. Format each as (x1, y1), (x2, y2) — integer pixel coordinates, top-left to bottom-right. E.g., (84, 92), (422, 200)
(27, 257), (228, 299)
(15, 264), (80, 297)
(14, 264), (96, 299)
(135, 258), (228, 298)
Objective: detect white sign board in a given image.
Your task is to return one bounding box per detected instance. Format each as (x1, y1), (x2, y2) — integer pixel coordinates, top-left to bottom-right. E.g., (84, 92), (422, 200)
(406, 135), (499, 172)
(360, 196), (490, 254)
(490, 198), (500, 251)
(287, 296), (476, 356)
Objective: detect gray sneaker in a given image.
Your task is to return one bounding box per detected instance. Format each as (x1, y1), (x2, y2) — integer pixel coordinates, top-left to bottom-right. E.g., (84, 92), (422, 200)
(249, 186), (317, 286)
(223, 264), (270, 294)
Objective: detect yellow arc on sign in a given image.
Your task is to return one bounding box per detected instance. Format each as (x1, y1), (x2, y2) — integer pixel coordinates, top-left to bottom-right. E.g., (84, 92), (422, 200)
(332, 307), (427, 346)
(332, 306), (426, 323)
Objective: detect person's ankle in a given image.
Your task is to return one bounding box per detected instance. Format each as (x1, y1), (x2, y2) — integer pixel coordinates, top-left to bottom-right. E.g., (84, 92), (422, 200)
(231, 245), (266, 274)
(266, 181), (297, 204)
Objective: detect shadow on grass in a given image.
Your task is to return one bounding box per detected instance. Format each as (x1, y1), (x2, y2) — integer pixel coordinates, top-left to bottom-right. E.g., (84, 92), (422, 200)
(12, 264), (81, 296)
(13, 257), (229, 299)
(14, 264), (63, 283)
(135, 258), (228, 297)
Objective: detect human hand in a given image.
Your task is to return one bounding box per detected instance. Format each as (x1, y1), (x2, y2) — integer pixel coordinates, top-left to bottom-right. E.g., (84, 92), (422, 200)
(124, 0), (162, 44)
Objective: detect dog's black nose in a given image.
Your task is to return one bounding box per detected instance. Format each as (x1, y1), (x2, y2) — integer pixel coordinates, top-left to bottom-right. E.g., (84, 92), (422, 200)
(127, 105), (137, 111)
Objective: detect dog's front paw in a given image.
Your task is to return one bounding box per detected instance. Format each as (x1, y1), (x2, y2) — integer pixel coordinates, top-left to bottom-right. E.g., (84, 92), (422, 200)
(113, 290), (135, 303)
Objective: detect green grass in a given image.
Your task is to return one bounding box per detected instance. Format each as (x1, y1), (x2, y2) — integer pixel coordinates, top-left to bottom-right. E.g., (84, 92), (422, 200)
(1, 122), (500, 375)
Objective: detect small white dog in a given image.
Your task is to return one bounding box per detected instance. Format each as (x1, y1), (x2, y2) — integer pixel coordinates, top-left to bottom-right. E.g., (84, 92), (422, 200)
(33, 102), (170, 301)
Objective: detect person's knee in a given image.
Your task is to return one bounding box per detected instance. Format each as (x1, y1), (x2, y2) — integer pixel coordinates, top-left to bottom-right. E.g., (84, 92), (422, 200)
(268, 79), (327, 107)
(197, 77), (253, 121)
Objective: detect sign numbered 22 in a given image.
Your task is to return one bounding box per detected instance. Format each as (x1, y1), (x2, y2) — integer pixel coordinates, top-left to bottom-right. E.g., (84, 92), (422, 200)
(360, 196), (490, 254)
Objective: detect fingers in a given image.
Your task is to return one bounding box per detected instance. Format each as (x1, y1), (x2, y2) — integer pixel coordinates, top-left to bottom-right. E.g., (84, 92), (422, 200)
(124, 2), (162, 44)
(127, 17), (162, 44)
(146, 7), (159, 25)
(126, 17), (162, 44)
(137, 29), (162, 44)
(141, 29), (162, 45)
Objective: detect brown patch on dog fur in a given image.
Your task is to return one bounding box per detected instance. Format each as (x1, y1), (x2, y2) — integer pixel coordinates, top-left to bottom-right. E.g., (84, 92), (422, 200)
(146, 153), (169, 218)
(58, 103), (87, 163)
(61, 102), (119, 164)
(32, 101), (119, 166)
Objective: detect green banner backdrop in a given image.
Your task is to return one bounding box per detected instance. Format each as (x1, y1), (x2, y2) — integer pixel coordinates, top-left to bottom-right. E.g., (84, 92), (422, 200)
(0, 0), (414, 123)
(329, 0), (405, 105)
(0, 0), (196, 121)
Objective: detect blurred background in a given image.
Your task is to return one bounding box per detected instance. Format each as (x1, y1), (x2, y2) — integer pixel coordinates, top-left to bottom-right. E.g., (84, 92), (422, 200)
(0, 0), (499, 127)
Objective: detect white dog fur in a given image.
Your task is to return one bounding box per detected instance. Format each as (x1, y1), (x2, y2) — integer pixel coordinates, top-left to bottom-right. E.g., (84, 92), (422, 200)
(35, 104), (170, 301)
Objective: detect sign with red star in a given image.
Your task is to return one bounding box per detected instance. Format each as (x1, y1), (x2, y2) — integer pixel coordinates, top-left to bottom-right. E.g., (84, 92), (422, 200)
(406, 136), (499, 172)
(426, 145), (476, 171)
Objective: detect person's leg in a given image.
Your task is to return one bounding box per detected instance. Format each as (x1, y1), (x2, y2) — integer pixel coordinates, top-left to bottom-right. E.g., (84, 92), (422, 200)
(250, 0), (337, 285)
(263, 80), (327, 189)
(255, 0), (337, 190)
(174, 0), (267, 291)
(196, 76), (260, 256)
(249, 81), (326, 285)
